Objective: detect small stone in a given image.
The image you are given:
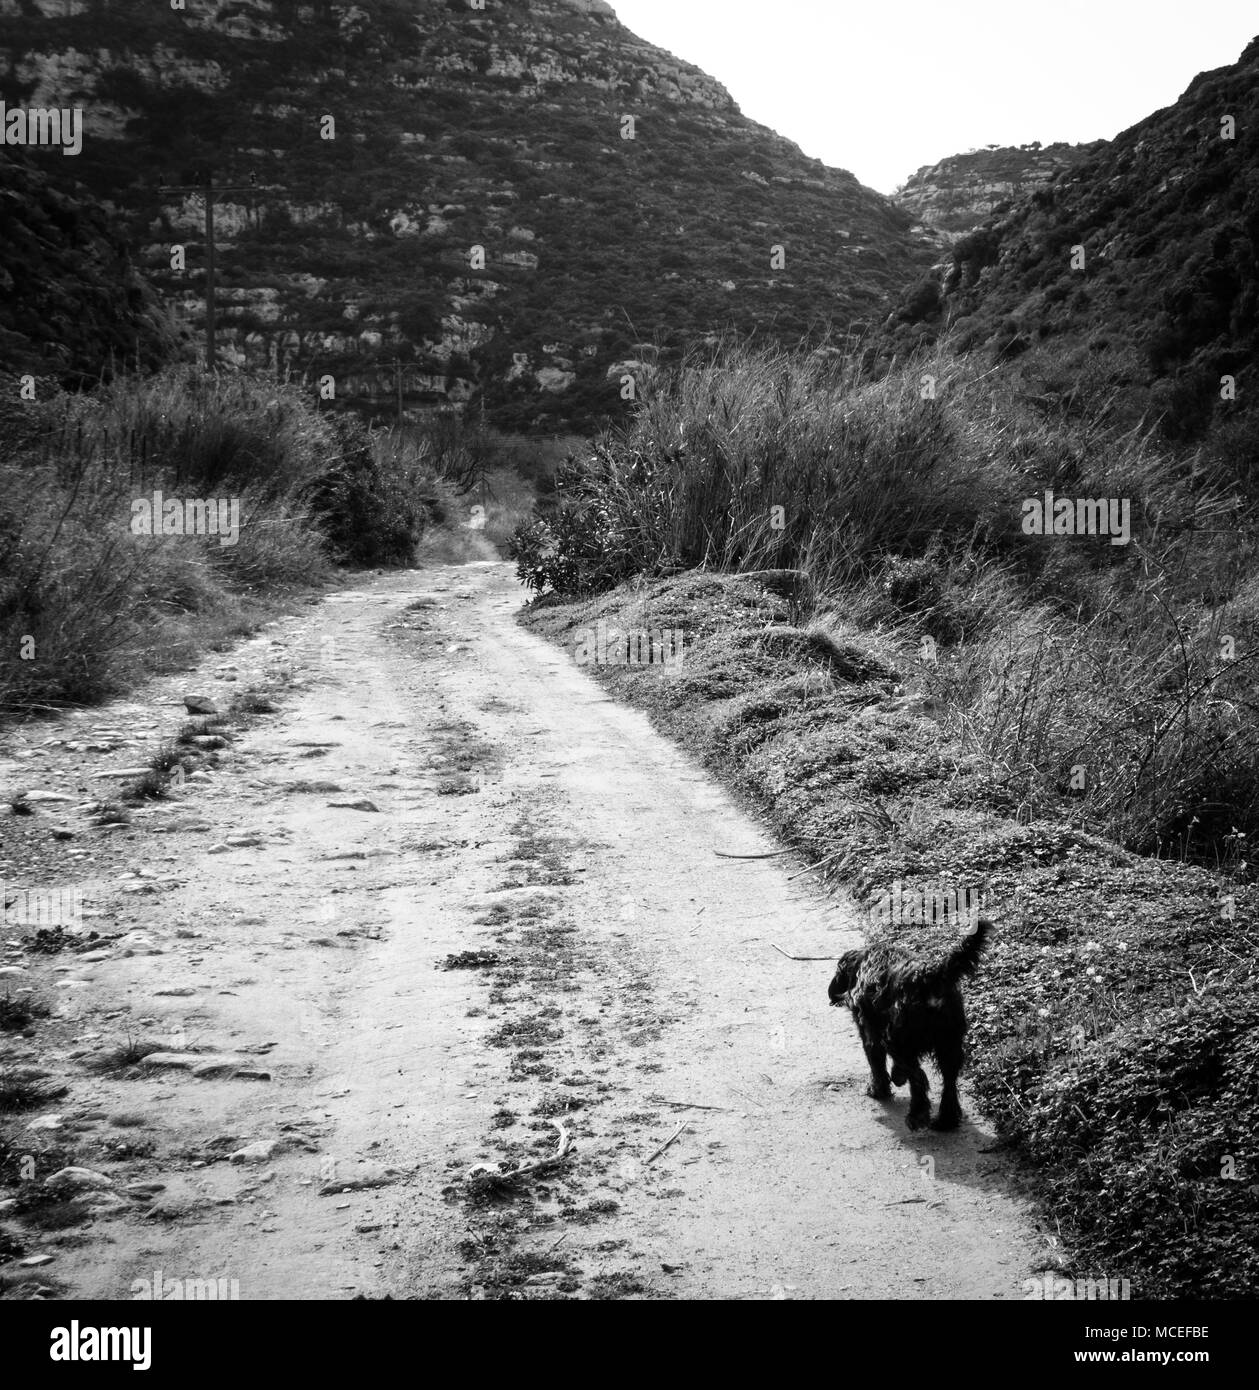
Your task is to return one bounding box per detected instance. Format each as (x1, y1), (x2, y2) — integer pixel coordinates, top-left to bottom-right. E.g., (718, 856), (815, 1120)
(20, 1254), (55, 1267)
(124, 1182), (167, 1199)
(80, 1191), (130, 1212)
(49, 826), (77, 841)
(19, 791), (74, 804)
(118, 931), (160, 947)
(45, 1166), (114, 1194)
(142, 1051), (239, 1076)
(191, 1057), (244, 1079)
(327, 800), (381, 813)
(318, 1164), (400, 1195)
(183, 696), (219, 715)
(230, 1140), (280, 1164)
(154, 987), (197, 997)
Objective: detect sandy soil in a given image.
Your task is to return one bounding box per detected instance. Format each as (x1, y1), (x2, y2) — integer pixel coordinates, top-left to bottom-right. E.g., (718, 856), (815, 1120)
(0, 560), (1048, 1300)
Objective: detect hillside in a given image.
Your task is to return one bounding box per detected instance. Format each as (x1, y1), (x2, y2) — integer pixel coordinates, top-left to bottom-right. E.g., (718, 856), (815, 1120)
(884, 36), (1259, 451)
(893, 142), (1094, 242)
(0, 0), (936, 431)
(0, 151), (179, 385)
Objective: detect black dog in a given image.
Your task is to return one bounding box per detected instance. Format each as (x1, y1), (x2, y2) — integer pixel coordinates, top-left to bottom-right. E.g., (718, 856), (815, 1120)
(828, 919), (992, 1131)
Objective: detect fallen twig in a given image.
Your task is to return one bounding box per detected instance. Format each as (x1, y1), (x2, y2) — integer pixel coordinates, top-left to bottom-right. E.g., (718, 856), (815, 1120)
(651, 1098), (734, 1112)
(770, 942), (835, 962)
(465, 1120), (574, 1190)
(714, 849), (790, 859)
(645, 1121), (688, 1166)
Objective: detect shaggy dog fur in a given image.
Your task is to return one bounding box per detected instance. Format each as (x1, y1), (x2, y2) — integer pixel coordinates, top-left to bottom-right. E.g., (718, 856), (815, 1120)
(828, 919), (993, 1131)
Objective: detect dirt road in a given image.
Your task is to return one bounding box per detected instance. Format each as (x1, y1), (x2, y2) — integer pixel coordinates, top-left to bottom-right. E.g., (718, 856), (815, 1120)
(1, 561), (1046, 1300)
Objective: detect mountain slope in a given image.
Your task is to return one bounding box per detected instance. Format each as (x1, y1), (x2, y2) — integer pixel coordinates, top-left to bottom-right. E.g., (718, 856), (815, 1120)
(0, 151), (179, 385)
(886, 36), (1259, 448)
(0, 0), (936, 430)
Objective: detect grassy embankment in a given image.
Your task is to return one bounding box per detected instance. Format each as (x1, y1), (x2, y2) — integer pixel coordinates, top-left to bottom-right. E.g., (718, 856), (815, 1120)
(515, 340), (1259, 1298)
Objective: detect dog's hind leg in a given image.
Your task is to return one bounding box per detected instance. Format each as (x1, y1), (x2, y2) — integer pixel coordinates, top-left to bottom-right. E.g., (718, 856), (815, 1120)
(931, 1039), (964, 1130)
(898, 1058), (932, 1130)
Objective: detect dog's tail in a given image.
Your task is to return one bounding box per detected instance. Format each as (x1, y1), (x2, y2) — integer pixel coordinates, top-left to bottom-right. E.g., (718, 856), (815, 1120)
(945, 918), (993, 982)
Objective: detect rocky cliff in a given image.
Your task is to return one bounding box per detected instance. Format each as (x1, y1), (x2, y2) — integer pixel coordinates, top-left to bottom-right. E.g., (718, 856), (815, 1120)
(0, 0), (937, 430)
(894, 142), (1094, 242)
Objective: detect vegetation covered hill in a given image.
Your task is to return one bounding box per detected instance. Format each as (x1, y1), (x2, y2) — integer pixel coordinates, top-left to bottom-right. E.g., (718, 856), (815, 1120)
(0, 150), (179, 384)
(883, 36), (1259, 455)
(0, 0), (936, 431)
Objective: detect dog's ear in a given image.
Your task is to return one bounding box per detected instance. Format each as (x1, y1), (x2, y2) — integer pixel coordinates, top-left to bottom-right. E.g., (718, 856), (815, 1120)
(828, 949), (865, 1004)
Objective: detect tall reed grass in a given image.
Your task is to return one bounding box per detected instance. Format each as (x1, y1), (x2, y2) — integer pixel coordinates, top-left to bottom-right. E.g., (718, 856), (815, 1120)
(518, 335), (1259, 861)
(0, 366), (439, 714)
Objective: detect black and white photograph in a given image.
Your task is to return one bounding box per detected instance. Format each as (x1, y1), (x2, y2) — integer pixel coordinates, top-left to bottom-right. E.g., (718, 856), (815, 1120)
(0, 0), (1255, 1353)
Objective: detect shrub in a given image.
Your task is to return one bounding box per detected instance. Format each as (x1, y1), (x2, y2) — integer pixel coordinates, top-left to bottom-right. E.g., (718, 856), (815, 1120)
(300, 413), (427, 567)
(0, 366), (443, 712)
(508, 338), (1016, 596)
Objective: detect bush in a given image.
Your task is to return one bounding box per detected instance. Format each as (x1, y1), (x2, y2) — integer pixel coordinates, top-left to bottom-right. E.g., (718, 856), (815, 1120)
(507, 339), (1017, 596)
(0, 366), (443, 712)
(300, 413), (427, 567)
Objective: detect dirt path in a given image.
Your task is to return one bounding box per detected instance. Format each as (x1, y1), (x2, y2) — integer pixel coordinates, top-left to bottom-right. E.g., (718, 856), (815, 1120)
(1, 561), (1046, 1300)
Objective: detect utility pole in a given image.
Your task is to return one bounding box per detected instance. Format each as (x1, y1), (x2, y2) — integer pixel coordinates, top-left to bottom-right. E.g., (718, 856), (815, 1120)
(157, 172), (284, 370)
(382, 360), (409, 428)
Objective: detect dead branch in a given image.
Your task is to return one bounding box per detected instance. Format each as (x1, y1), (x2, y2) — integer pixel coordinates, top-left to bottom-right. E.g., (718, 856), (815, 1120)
(651, 1098), (735, 1112)
(645, 1121), (688, 1166)
(465, 1120), (573, 1190)
(770, 942), (836, 961)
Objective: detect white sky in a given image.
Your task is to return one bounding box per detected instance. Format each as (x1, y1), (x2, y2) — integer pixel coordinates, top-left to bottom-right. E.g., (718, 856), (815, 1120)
(609, 0), (1259, 193)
